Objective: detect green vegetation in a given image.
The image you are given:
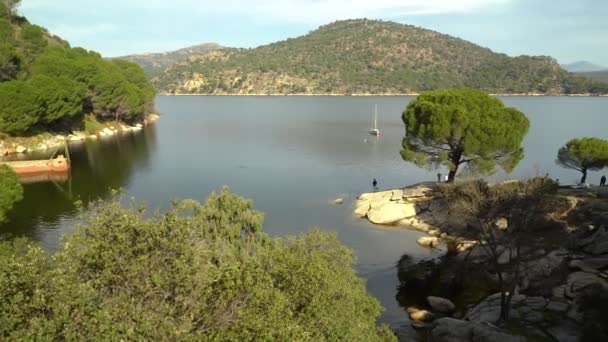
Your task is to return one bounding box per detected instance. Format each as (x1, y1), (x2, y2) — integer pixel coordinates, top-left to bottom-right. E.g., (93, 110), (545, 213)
(0, 165), (22, 223)
(0, 188), (395, 341)
(116, 43), (223, 78)
(154, 19), (608, 95)
(400, 89), (530, 182)
(556, 137), (608, 184)
(575, 70), (608, 84)
(0, 7), (155, 136)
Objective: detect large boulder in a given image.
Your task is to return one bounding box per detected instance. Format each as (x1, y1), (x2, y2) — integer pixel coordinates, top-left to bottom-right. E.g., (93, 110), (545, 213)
(367, 201), (417, 225)
(466, 293), (526, 323)
(427, 296), (456, 313)
(15, 145), (27, 153)
(565, 271), (608, 298)
(431, 318), (525, 342)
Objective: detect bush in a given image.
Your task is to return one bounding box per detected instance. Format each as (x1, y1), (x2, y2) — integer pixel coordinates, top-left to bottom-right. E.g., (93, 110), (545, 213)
(0, 165), (23, 223)
(0, 189), (395, 341)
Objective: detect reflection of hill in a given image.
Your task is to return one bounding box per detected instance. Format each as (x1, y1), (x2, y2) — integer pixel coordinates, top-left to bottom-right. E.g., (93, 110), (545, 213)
(0, 127), (157, 239)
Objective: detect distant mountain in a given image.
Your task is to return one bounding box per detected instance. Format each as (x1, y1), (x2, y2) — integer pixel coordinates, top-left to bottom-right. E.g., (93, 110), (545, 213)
(154, 19), (608, 95)
(574, 70), (608, 84)
(115, 43), (223, 77)
(561, 61), (607, 73)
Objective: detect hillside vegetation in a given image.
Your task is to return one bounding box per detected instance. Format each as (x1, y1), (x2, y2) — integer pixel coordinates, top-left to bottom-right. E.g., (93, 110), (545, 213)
(0, 1), (155, 136)
(154, 19), (608, 95)
(575, 70), (608, 84)
(115, 43), (223, 78)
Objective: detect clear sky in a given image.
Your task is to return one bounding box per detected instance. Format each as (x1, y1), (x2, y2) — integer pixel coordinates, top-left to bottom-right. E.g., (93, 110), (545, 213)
(19, 0), (608, 66)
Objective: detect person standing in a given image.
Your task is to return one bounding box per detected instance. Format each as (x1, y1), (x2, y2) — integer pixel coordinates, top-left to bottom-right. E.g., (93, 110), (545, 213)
(437, 173), (442, 183)
(372, 178), (378, 189)
(601, 175), (606, 186)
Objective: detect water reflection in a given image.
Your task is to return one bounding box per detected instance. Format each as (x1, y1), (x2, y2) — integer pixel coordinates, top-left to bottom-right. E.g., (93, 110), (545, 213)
(0, 126), (157, 245)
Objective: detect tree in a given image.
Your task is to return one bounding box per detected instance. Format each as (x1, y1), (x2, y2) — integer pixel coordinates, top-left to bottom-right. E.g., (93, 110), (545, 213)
(556, 137), (608, 184)
(0, 165), (23, 223)
(29, 74), (85, 125)
(0, 189), (395, 341)
(439, 178), (557, 324)
(0, 80), (41, 135)
(401, 89), (530, 182)
(0, 0), (20, 17)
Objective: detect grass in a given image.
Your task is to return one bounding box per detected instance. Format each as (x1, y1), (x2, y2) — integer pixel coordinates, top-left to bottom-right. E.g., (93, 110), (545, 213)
(84, 116), (104, 135)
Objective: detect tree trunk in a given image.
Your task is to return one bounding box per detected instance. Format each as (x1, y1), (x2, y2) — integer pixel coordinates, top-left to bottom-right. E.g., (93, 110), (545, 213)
(581, 168), (588, 184)
(447, 169), (458, 183)
(447, 150), (463, 183)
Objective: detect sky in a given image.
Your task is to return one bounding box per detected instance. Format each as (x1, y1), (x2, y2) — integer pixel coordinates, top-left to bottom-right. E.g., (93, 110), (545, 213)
(19, 0), (608, 65)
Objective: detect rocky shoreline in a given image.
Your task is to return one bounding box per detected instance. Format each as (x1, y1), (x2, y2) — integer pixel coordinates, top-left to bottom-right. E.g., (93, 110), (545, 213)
(0, 114), (160, 157)
(355, 183), (608, 341)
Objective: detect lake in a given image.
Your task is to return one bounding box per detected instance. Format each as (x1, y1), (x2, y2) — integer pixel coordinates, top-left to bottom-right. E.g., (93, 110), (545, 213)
(1, 95), (606, 329)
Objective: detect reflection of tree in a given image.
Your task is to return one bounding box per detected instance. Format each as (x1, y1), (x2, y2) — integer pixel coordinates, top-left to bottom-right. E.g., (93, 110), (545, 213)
(395, 252), (499, 312)
(0, 127), (157, 239)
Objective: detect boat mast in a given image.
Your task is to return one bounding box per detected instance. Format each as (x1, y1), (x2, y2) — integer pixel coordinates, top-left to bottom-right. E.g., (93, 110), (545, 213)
(374, 104), (378, 130)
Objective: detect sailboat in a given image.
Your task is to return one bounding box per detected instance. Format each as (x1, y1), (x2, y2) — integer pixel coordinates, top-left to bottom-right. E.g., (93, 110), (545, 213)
(369, 104), (381, 136)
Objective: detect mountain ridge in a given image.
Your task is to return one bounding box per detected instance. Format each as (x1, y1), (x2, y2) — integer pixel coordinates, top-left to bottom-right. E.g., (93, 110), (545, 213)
(151, 19), (607, 96)
(562, 61), (607, 73)
(115, 43), (223, 77)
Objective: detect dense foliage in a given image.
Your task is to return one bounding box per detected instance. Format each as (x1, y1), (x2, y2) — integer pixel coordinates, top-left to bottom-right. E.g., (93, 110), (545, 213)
(0, 188), (395, 341)
(556, 137), (608, 184)
(0, 165), (22, 223)
(0, 7), (155, 136)
(154, 19), (608, 95)
(401, 89), (530, 182)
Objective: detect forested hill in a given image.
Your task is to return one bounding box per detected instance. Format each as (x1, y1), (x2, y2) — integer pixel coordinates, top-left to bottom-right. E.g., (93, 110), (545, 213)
(115, 43), (223, 78)
(0, 1), (155, 136)
(154, 19), (608, 95)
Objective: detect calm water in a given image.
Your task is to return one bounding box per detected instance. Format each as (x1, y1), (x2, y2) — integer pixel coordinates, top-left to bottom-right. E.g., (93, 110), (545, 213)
(1, 95), (606, 328)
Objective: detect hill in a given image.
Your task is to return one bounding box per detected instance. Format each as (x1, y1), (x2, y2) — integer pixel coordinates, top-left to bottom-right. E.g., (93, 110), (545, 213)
(575, 70), (608, 84)
(0, 1), (155, 137)
(154, 19), (608, 95)
(115, 43), (223, 77)
(562, 61), (606, 72)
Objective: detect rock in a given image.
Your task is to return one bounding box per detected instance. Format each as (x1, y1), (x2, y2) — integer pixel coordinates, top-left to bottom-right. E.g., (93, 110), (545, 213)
(578, 226), (607, 248)
(546, 319), (582, 342)
(546, 300), (570, 313)
(135, 123), (143, 128)
(584, 238), (608, 255)
(410, 321), (430, 330)
(15, 145), (27, 153)
(495, 218), (509, 231)
(102, 128), (114, 136)
(427, 296), (456, 313)
(431, 318), (525, 342)
(408, 307), (435, 322)
(38, 143), (48, 150)
(523, 250), (566, 283)
(466, 293), (526, 323)
(569, 257), (608, 274)
(428, 229), (441, 237)
(525, 296), (547, 310)
(565, 271), (608, 298)
(354, 202), (370, 217)
(552, 285), (567, 298)
(498, 248), (518, 265)
(333, 198), (344, 205)
(417, 237), (440, 248)
(522, 310), (544, 324)
(367, 201), (417, 225)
